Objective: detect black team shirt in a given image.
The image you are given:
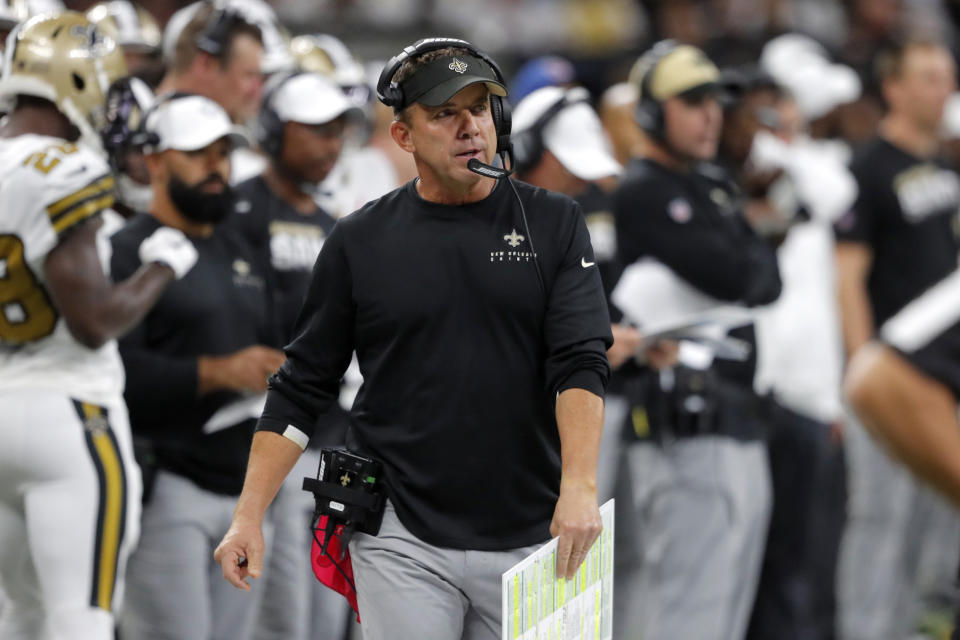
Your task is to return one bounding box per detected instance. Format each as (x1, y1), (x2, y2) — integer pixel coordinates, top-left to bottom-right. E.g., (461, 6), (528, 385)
(834, 136), (960, 327)
(614, 158), (781, 393)
(111, 213), (275, 495)
(258, 178), (613, 550)
(230, 175), (349, 446)
(231, 175), (337, 338)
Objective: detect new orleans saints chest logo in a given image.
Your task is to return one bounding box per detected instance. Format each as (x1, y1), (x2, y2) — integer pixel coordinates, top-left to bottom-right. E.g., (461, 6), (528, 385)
(491, 229), (536, 263)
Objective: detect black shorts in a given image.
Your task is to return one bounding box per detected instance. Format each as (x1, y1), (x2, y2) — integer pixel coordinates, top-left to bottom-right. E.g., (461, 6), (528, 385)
(881, 271), (960, 400)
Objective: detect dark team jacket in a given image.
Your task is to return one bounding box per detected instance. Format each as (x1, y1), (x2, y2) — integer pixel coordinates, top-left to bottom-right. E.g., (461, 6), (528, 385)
(229, 175), (349, 447)
(834, 136), (960, 327)
(111, 213), (276, 495)
(230, 175), (337, 339)
(613, 158), (781, 432)
(257, 178), (613, 550)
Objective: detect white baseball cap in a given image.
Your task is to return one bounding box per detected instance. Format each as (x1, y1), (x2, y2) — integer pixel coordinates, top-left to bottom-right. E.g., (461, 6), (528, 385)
(145, 94), (249, 152)
(513, 86), (622, 180)
(761, 33), (861, 121)
(269, 73), (360, 124)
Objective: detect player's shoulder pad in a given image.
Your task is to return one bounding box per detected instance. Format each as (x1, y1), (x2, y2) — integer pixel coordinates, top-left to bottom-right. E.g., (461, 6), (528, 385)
(21, 139), (114, 238)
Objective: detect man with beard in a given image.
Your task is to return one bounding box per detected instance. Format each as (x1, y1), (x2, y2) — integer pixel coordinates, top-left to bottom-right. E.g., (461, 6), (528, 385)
(110, 93), (285, 640)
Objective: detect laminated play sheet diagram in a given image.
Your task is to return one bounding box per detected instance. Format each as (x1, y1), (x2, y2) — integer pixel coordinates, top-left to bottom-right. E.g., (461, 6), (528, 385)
(502, 499), (614, 640)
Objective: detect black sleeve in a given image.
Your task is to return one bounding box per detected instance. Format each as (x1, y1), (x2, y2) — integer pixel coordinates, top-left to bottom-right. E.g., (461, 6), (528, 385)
(110, 231), (199, 426)
(833, 162), (874, 245)
(614, 179), (781, 306)
(257, 222), (355, 440)
(544, 201), (613, 398)
(117, 322), (200, 426)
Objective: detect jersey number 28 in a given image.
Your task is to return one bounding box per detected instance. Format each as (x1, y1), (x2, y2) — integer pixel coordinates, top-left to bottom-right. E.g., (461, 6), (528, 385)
(0, 234), (57, 344)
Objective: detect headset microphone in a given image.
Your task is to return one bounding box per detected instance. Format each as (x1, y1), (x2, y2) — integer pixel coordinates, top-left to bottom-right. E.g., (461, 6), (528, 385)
(467, 157), (512, 179)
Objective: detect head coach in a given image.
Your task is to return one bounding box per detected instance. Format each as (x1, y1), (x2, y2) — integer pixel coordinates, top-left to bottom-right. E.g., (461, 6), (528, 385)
(214, 37), (613, 639)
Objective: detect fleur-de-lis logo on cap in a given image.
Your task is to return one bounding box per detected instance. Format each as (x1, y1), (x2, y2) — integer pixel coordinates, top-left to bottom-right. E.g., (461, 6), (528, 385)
(449, 58), (468, 74)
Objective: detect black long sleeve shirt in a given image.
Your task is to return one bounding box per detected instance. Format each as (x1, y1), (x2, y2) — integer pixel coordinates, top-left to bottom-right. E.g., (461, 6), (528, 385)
(258, 178), (613, 550)
(230, 175), (337, 339)
(229, 175), (349, 446)
(111, 213), (276, 495)
(614, 158), (782, 391)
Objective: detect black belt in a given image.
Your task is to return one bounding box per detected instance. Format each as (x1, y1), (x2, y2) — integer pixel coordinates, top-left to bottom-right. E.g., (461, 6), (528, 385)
(622, 367), (770, 444)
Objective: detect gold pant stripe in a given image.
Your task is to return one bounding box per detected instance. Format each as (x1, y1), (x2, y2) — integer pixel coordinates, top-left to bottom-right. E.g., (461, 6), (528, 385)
(90, 429), (124, 611)
(46, 175), (114, 217)
(75, 400), (127, 612)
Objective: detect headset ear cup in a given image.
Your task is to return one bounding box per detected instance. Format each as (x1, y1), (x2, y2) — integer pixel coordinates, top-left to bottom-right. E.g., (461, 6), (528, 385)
(511, 128), (543, 175)
(257, 71), (301, 158)
(511, 129), (532, 171)
(634, 97), (663, 138)
(257, 107), (281, 157)
(493, 96), (512, 155)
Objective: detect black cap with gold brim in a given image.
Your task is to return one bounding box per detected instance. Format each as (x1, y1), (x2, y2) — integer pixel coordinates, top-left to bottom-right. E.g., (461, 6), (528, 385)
(400, 55), (507, 109)
(634, 44), (721, 101)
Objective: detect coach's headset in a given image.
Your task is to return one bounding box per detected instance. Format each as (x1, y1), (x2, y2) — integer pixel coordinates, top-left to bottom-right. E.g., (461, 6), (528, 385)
(631, 40), (723, 141)
(512, 87), (591, 175)
(194, 4), (249, 58)
(376, 37), (512, 160)
(256, 70), (302, 159)
(376, 38), (545, 294)
(121, 91), (208, 153)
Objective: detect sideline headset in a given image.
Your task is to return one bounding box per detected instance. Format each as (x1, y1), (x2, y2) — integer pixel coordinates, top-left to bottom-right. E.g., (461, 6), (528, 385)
(131, 90), (200, 152)
(377, 38), (544, 294)
(376, 37), (512, 157)
(195, 5), (248, 58)
(631, 39), (680, 140)
(512, 87), (591, 174)
(255, 70), (302, 158)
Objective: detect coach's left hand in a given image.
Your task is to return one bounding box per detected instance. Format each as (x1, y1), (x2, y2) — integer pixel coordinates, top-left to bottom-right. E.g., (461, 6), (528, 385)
(550, 480), (602, 580)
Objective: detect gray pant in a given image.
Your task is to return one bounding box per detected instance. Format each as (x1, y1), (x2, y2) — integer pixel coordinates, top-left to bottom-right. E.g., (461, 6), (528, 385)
(838, 413), (960, 640)
(119, 470), (272, 640)
(598, 394), (628, 504)
(614, 436), (772, 640)
(348, 501), (544, 640)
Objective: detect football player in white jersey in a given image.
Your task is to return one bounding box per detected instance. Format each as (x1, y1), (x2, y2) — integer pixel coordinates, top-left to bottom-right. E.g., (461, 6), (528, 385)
(0, 12), (198, 640)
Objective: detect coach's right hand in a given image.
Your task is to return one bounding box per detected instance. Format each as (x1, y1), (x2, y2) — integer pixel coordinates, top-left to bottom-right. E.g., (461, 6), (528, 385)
(214, 517), (264, 591)
(198, 345), (286, 394)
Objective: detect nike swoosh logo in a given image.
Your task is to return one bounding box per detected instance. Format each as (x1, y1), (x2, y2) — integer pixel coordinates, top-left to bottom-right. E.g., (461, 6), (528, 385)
(581, 258), (596, 268)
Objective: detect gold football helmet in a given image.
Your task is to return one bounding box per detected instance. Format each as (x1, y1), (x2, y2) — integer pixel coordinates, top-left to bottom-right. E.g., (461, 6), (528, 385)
(290, 35), (335, 76)
(0, 11), (127, 149)
(86, 1), (161, 54)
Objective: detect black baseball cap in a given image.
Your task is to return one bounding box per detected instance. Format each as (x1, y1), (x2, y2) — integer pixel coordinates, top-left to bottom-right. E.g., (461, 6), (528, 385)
(400, 54), (507, 109)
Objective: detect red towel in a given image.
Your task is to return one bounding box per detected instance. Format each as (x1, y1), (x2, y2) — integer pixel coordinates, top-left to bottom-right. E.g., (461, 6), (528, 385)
(310, 515), (361, 622)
